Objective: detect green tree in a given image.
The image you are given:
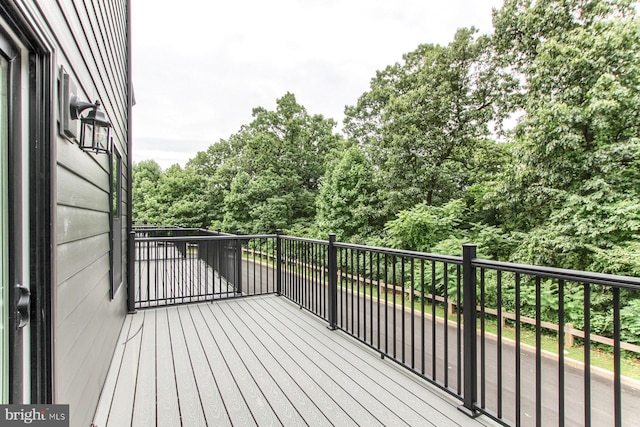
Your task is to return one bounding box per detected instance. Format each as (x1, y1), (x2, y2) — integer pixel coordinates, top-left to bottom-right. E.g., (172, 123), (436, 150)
(241, 93), (341, 191)
(491, 4), (640, 271)
(132, 160), (163, 224)
(315, 145), (383, 241)
(188, 137), (243, 227)
(493, 0), (635, 75)
(219, 93), (342, 232)
(166, 93), (342, 233)
(222, 171), (253, 232)
(155, 165), (211, 228)
(345, 28), (515, 216)
(385, 199), (466, 252)
(248, 171), (297, 233)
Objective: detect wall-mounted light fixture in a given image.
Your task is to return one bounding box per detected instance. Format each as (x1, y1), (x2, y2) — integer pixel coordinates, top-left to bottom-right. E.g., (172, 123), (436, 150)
(70, 97), (112, 154)
(60, 67), (112, 154)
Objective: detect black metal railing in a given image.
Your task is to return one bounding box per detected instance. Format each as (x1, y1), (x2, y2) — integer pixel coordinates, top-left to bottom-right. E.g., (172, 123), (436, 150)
(280, 235), (466, 394)
(469, 258), (640, 427)
(280, 235), (331, 319)
(131, 226), (277, 308)
(275, 235), (640, 427)
(129, 227), (640, 427)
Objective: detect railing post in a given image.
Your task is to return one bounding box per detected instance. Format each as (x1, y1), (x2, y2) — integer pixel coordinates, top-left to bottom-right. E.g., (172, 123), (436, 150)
(459, 244), (479, 417)
(276, 229), (282, 296)
(175, 228), (187, 258)
(328, 234), (338, 330)
(215, 228), (222, 274)
(127, 230), (136, 313)
(236, 230), (243, 296)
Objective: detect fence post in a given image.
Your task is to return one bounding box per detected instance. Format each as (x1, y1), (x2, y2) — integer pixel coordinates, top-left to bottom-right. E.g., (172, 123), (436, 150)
(236, 230), (243, 296)
(276, 229), (282, 296)
(459, 244), (479, 417)
(328, 234), (338, 330)
(565, 323), (575, 348)
(127, 230), (136, 313)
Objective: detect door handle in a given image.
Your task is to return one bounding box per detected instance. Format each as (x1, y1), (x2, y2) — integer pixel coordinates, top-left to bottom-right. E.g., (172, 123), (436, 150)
(15, 284), (30, 329)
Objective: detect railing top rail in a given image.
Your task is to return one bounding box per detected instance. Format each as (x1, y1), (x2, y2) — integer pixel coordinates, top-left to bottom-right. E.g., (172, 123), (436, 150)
(473, 258), (640, 289)
(135, 234), (277, 243)
(334, 241), (463, 264)
(132, 226), (196, 230)
(196, 229), (235, 236)
(281, 235), (329, 246)
(235, 234), (277, 240)
(133, 226), (236, 236)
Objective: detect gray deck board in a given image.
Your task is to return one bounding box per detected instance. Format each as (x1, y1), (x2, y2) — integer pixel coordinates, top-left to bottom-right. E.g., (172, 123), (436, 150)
(196, 303), (282, 426)
(187, 305), (257, 426)
(221, 301), (338, 424)
(131, 310), (156, 426)
(94, 295), (496, 427)
(176, 306), (231, 426)
(167, 307), (208, 426)
(212, 303), (308, 427)
(260, 296), (475, 427)
(216, 302), (329, 426)
(92, 316), (131, 427)
(227, 299), (362, 427)
(155, 307), (181, 426)
(253, 298), (418, 426)
(105, 312), (143, 427)
(253, 298), (415, 427)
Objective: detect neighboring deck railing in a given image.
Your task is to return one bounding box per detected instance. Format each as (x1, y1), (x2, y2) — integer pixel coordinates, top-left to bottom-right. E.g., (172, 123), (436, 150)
(129, 226), (640, 427)
(131, 227), (278, 308)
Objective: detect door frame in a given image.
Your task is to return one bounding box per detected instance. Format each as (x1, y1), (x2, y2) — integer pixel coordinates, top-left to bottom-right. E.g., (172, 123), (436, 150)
(28, 46), (53, 405)
(0, 4), (54, 404)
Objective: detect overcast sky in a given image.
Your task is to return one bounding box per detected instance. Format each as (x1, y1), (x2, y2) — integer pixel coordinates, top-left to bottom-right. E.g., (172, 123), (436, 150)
(132, 0), (505, 169)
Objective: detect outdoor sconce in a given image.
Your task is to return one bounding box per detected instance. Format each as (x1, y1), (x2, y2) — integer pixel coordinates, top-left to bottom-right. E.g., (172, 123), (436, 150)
(60, 67), (112, 154)
(70, 97), (112, 154)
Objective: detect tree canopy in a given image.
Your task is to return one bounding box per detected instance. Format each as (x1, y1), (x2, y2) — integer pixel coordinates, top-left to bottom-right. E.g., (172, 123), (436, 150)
(133, 0), (640, 277)
(344, 27), (516, 215)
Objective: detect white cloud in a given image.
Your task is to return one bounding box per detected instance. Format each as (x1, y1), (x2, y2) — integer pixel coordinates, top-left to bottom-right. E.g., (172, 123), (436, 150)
(132, 0), (505, 168)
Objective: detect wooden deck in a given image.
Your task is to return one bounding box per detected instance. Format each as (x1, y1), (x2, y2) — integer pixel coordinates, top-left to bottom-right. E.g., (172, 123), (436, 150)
(93, 295), (497, 427)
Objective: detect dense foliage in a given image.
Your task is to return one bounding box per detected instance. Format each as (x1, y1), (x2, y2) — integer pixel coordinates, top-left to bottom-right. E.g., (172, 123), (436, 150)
(134, 93), (342, 233)
(133, 0), (640, 339)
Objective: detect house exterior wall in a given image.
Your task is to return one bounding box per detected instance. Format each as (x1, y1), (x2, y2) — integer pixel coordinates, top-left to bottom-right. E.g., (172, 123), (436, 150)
(2, 0), (131, 425)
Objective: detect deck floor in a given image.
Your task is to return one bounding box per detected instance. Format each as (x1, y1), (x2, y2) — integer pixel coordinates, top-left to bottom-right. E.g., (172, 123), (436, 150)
(93, 295), (496, 426)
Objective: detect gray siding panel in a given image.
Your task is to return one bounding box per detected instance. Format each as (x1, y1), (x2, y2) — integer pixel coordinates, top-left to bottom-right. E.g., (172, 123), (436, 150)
(56, 253), (110, 323)
(57, 282), (124, 425)
(56, 205), (109, 244)
(56, 233), (110, 284)
(35, 0), (127, 133)
(57, 167), (109, 211)
(56, 270), (111, 363)
(57, 142), (110, 193)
